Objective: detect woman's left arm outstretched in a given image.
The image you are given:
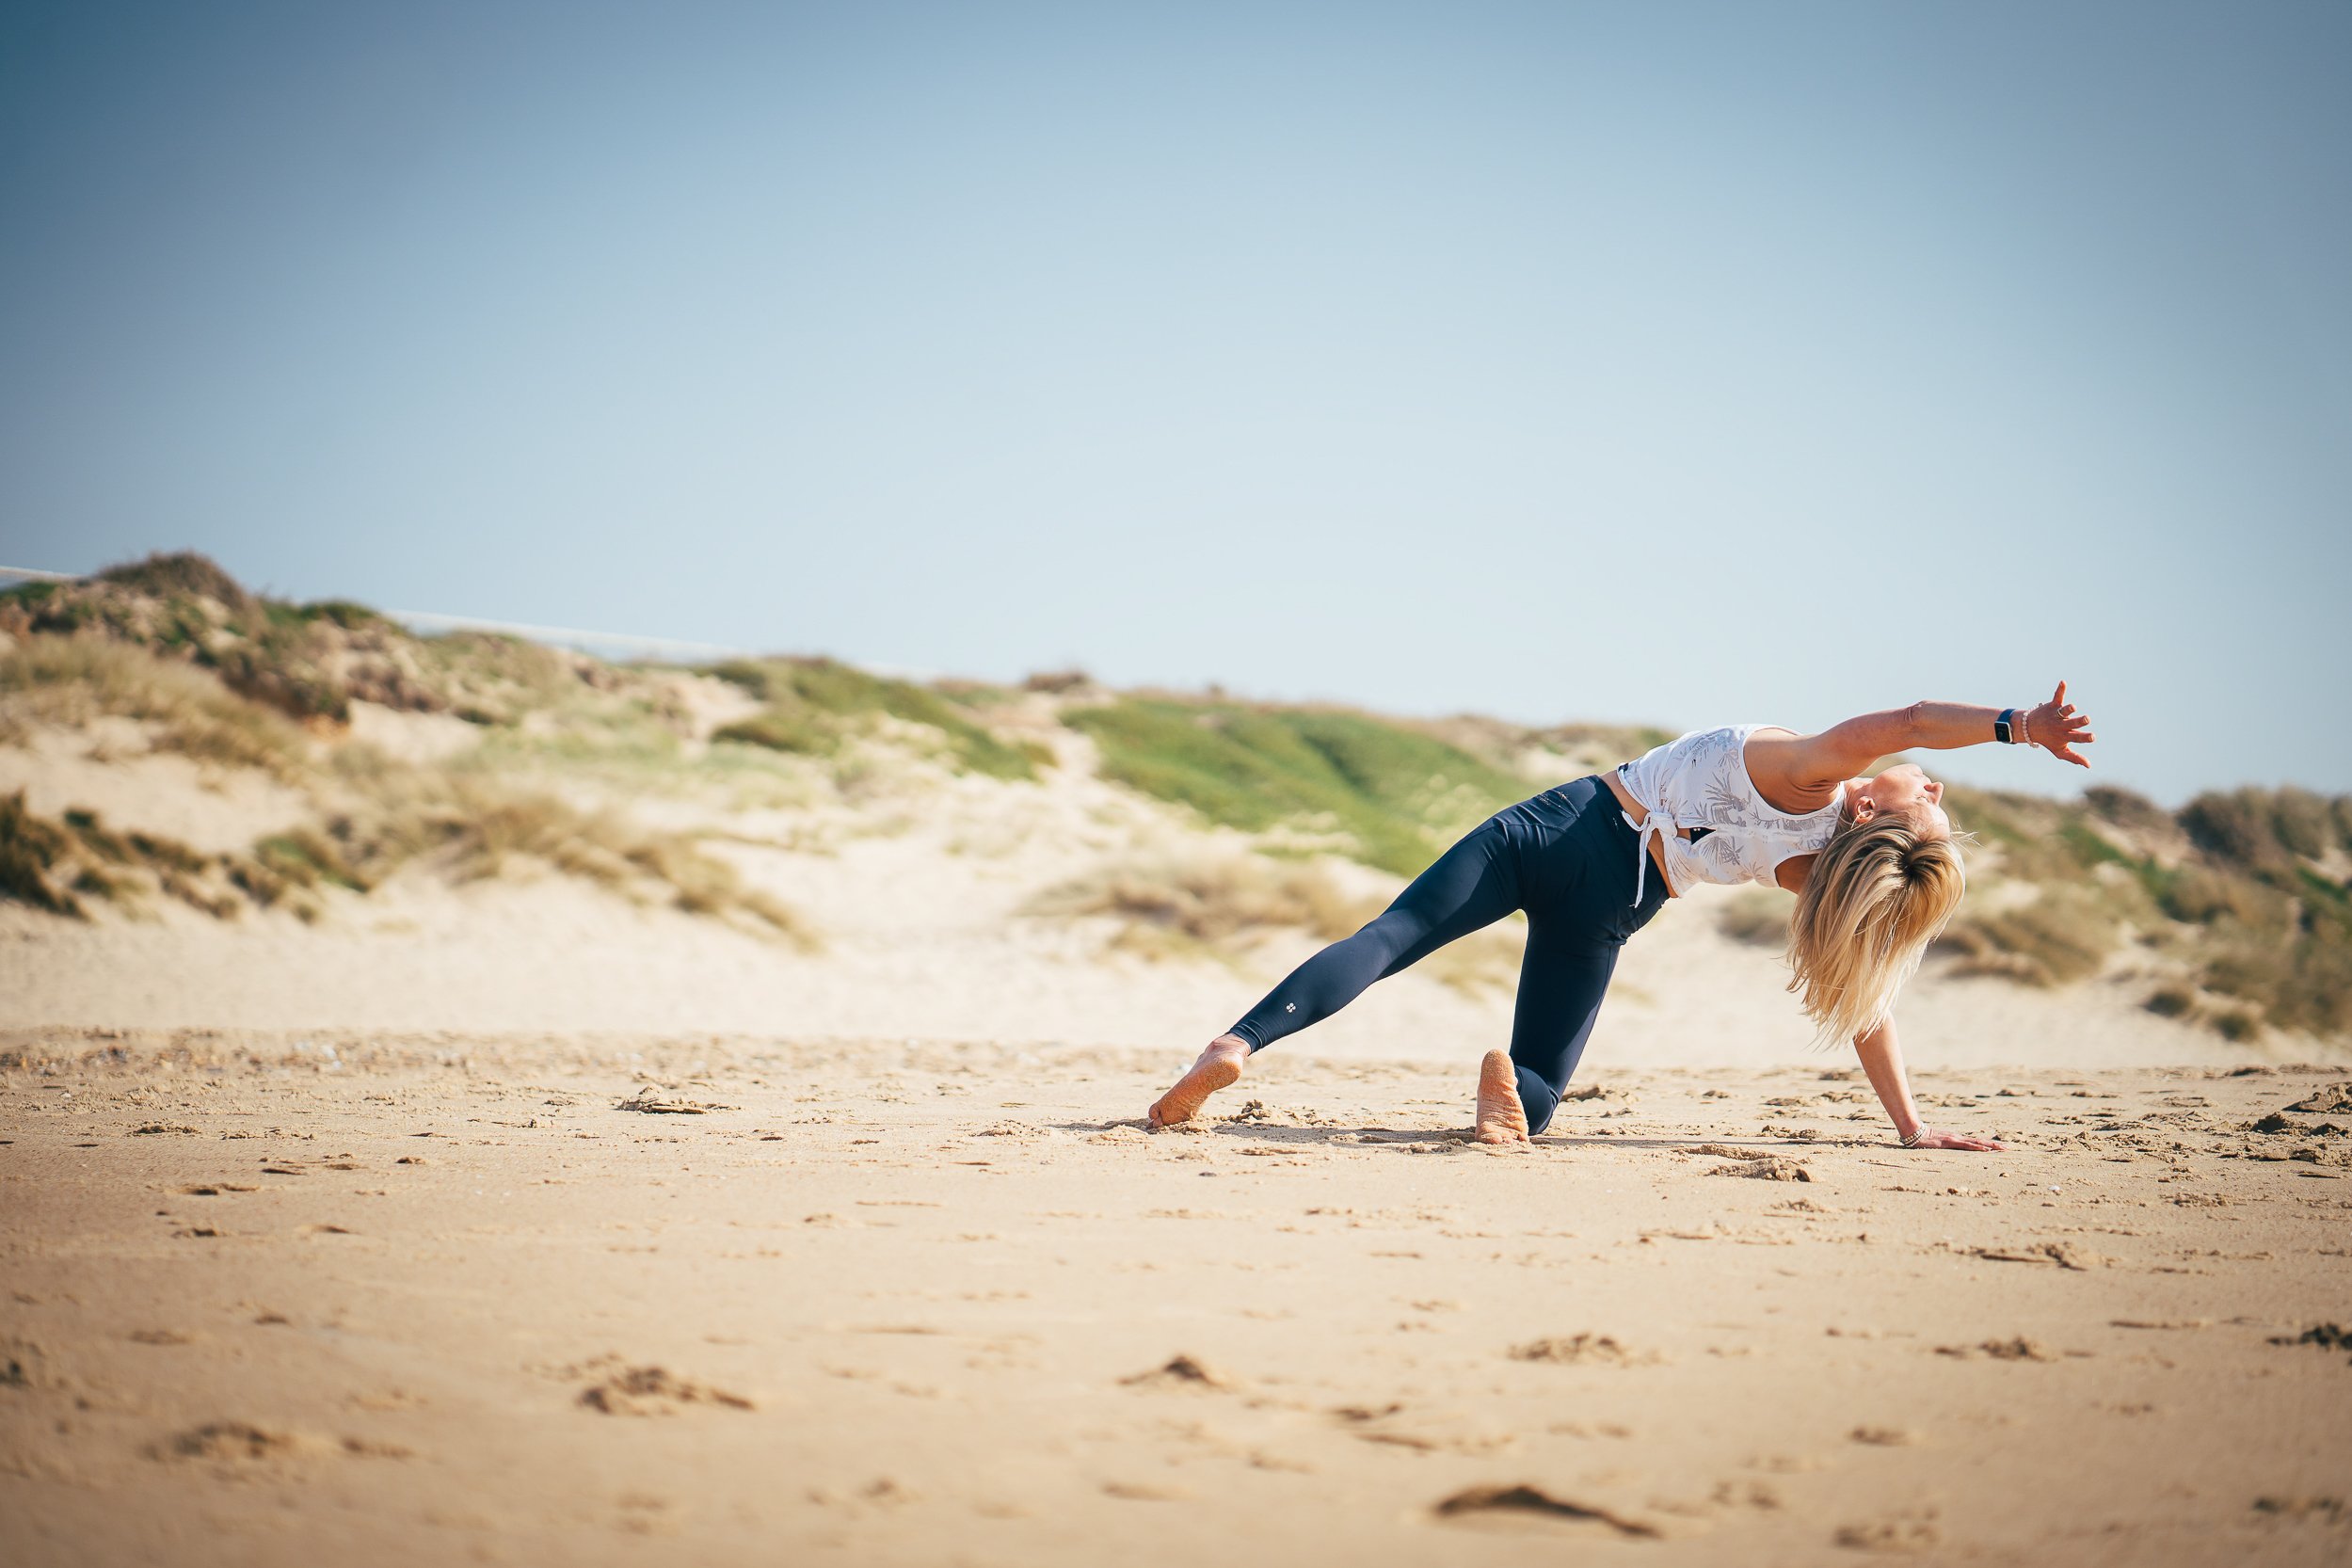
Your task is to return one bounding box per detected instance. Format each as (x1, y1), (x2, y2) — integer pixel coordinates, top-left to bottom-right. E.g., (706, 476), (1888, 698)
(1853, 1016), (2005, 1151)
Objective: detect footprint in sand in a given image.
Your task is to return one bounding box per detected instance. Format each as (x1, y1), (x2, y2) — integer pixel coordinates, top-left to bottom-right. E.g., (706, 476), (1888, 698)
(1933, 1337), (2054, 1362)
(1508, 1334), (1658, 1367)
(569, 1358), (754, 1415)
(1833, 1510), (1942, 1552)
(1704, 1480), (1784, 1512)
(614, 1492), (677, 1536)
(348, 1389), (426, 1412)
(1432, 1484), (1658, 1538)
(1709, 1156), (1813, 1183)
(1849, 1426), (1920, 1446)
(149, 1422), (409, 1470)
(150, 1421), (302, 1467)
(1121, 1353), (1243, 1391)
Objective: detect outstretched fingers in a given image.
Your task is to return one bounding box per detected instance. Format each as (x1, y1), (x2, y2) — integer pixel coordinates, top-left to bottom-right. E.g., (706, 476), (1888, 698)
(2036, 680), (2095, 768)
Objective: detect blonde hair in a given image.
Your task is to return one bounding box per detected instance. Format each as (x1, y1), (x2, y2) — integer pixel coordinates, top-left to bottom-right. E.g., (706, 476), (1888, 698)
(1786, 808), (1968, 1044)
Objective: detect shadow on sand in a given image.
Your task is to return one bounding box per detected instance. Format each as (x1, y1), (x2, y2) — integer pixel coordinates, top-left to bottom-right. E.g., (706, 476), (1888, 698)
(1050, 1118), (1853, 1154)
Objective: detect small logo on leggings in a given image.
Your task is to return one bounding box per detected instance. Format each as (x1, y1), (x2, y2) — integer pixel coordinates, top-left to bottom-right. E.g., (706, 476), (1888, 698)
(1285, 1003), (1296, 1013)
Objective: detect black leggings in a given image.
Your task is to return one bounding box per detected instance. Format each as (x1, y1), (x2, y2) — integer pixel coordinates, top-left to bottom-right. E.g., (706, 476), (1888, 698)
(1226, 774), (1668, 1135)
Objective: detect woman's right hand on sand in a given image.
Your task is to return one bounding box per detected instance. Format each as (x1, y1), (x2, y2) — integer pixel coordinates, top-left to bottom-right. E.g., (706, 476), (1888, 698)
(1911, 1129), (2006, 1151)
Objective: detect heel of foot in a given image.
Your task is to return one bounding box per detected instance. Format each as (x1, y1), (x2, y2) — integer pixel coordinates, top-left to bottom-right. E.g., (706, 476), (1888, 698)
(1475, 1049), (1531, 1145)
(1147, 1050), (1245, 1129)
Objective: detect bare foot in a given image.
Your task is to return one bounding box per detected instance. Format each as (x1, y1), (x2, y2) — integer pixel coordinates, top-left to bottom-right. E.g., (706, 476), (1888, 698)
(1148, 1034), (1249, 1128)
(1475, 1048), (1530, 1144)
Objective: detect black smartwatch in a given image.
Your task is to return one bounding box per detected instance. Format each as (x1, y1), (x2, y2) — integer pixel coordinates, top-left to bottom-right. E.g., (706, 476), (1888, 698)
(1993, 708), (2017, 744)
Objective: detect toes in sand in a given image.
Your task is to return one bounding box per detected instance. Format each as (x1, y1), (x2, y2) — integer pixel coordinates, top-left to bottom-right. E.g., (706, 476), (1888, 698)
(1148, 1036), (1248, 1129)
(1475, 1049), (1530, 1145)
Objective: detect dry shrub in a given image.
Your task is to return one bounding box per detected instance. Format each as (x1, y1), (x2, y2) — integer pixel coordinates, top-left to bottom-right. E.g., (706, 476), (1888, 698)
(2157, 864), (2285, 927)
(0, 635), (309, 776)
(2212, 1007), (2264, 1043)
(1028, 856), (1371, 954)
(1936, 888), (2118, 985)
(94, 551), (255, 609)
(2180, 787), (2352, 874)
(1716, 888), (1790, 948)
(2, 554), (612, 727)
(321, 770), (815, 947)
(0, 793), (307, 922)
(1415, 922), (1527, 998)
(0, 791), (84, 916)
(2200, 939), (2352, 1039)
(0, 766), (815, 944)
(1025, 854), (1524, 997)
(2268, 788), (2339, 859)
(2083, 785), (2176, 840)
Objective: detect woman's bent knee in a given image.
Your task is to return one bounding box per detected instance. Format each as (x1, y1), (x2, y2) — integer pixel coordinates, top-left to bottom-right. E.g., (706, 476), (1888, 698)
(1515, 1065), (1562, 1137)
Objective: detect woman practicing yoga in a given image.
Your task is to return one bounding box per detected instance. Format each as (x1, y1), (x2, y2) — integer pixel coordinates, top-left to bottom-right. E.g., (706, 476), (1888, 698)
(1147, 686), (2096, 1149)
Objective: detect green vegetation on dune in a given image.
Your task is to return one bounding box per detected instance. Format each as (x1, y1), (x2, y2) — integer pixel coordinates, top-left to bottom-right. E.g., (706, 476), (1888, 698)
(1063, 697), (1535, 877)
(712, 657), (1048, 781)
(1926, 781), (2352, 1040)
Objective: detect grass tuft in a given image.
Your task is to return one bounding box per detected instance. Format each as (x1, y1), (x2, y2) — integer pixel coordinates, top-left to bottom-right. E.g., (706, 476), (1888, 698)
(713, 658), (1045, 780)
(0, 636), (311, 775)
(93, 551), (256, 611)
(0, 791), (87, 918)
(1062, 698), (1530, 877)
(0, 793), (297, 920)
(1026, 856), (1370, 956)
(317, 772), (819, 947)
(1936, 888), (2119, 986)
(1024, 853), (1524, 997)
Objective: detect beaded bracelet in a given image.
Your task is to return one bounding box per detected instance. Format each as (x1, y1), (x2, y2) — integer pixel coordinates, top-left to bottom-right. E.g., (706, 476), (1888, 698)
(1901, 1124), (1934, 1148)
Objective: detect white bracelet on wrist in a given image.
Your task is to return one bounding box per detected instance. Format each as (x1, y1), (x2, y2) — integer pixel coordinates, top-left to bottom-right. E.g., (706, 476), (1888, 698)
(1901, 1124), (1933, 1148)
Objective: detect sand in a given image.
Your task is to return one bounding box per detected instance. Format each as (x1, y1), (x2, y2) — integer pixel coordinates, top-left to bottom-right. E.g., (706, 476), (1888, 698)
(4, 1030), (2349, 1566)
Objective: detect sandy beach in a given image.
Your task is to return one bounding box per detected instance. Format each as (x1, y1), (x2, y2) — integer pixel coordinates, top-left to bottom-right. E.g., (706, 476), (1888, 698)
(5, 1027), (2349, 1566)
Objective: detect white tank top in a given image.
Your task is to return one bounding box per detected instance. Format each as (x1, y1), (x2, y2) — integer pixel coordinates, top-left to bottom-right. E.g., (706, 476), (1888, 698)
(1613, 724), (1848, 903)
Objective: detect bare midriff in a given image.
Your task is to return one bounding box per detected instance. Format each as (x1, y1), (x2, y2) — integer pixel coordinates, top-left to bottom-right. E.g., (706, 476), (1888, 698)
(1600, 767), (1679, 898)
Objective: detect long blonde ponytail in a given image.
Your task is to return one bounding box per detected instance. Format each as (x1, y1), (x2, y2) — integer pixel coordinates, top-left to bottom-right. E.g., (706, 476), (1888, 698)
(1786, 810), (1967, 1044)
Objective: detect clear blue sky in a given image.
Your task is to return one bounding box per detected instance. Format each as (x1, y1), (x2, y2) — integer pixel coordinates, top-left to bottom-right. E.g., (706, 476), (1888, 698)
(3, 2), (2345, 805)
